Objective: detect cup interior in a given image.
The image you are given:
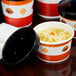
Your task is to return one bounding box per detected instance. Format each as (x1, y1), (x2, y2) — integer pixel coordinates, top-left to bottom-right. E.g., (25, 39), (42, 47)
(34, 21), (74, 44)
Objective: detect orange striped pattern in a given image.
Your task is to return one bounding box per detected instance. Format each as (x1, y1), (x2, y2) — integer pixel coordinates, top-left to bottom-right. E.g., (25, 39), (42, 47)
(37, 50), (70, 61)
(40, 39), (71, 47)
(2, 0), (33, 5)
(4, 14), (33, 27)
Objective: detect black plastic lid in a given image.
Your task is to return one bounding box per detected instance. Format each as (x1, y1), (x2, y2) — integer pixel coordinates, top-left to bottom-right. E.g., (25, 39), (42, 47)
(58, 0), (76, 20)
(2, 27), (40, 65)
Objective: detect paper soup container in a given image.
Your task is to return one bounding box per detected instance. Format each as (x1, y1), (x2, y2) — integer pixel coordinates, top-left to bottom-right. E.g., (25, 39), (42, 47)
(1, 0), (33, 27)
(34, 21), (74, 63)
(36, 0), (61, 19)
(0, 23), (18, 60)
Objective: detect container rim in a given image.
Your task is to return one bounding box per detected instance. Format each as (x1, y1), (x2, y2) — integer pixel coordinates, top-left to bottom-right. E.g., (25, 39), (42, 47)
(34, 21), (74, 45)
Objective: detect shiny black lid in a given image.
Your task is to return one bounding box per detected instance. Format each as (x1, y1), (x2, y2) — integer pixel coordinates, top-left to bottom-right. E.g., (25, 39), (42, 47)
(2, 27), (40, 65)
(58, 0), (76, 20)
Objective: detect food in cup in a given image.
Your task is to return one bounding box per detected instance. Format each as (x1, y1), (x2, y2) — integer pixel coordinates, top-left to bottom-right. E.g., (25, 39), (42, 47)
(34, 21), (74, 63)
(37, 28), (72, 43)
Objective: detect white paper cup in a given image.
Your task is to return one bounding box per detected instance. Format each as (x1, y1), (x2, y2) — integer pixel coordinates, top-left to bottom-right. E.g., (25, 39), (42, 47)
(0, 23), (18, 59)
(34, 21), (74, 63)
(1, 0), (33, 27)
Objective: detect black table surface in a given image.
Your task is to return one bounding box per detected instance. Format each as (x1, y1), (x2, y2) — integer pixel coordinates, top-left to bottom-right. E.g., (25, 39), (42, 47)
(0, 1), (76, 76)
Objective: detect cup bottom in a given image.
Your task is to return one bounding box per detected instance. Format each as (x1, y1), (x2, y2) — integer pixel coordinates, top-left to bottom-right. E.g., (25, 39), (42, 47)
(19, 22), (32, 28)
(4, 14), (33, 27)
(38, 14), (60, 19)
(37, 55), (70, 63)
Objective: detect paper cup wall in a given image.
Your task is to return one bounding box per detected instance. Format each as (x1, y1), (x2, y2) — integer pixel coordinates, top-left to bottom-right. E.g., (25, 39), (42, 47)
(1, 0), (33, 27)
(34, 21), (74, 63)
(0, 23), (18, 59)
(36, 0), (61, 19)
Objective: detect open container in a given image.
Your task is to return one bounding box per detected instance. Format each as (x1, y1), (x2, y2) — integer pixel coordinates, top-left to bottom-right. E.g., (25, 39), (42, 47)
(34, 21), (74, 63)
(0, 26), (39, 65)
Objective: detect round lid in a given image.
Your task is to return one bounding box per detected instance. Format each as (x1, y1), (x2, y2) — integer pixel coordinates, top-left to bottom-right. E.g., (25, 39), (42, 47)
(2, 27), (39, 65)
(58, 0), (76, 20)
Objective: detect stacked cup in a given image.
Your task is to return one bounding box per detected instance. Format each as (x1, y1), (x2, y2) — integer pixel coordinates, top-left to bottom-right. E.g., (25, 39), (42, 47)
(36, 0), (61, 19)
(1, 0), (33, 27)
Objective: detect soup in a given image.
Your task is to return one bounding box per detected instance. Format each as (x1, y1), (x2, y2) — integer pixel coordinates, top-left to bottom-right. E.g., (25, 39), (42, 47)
(38, 28), (72, 43)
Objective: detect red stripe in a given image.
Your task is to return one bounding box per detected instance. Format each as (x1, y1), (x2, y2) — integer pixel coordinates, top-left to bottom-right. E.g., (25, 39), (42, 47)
(37, 50), (70, 61)
(40, 40), (71, 47)
(4, 14), (33, 27)
(37, 1), (59, 16)
(2, 0), (33, 5)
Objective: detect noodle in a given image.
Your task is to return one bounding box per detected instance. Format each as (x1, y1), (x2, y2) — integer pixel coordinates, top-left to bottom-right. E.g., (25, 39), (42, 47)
(38, 28), (72, 43)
